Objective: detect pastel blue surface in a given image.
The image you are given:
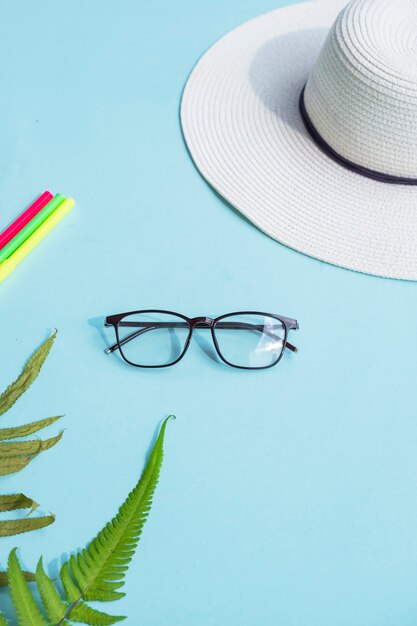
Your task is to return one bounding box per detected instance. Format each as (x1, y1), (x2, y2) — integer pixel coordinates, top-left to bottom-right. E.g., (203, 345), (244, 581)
(1, 1), (417, 624)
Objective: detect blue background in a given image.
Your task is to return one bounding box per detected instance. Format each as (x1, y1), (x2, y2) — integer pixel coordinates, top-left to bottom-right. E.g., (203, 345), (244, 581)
(1, 0), (417, 624)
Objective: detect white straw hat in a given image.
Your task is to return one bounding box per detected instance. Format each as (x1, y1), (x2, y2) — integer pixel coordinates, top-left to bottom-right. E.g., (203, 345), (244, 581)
(181, 0), (417, 280)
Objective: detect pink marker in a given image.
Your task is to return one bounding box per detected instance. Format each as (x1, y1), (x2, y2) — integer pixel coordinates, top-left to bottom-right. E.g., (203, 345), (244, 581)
(0, 190), (54, 250)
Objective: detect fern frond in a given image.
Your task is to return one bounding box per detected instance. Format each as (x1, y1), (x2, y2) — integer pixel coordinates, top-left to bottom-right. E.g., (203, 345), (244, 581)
(62, 416), (172, 605)
(8, 549), (47, 626)
(0, 332), (57, 416)
(0, 334), (62, 537)
(0, 612), (8, 625)
(58, 416), (172, 623)
(3, 417), (173, 625)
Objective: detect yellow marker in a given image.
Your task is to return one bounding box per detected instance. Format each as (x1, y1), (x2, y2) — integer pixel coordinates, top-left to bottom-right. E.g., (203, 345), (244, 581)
(0, 197), (75, 284)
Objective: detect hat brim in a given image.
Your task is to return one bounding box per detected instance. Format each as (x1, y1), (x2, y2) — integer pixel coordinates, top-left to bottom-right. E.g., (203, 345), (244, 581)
(180, 0), (417, 280)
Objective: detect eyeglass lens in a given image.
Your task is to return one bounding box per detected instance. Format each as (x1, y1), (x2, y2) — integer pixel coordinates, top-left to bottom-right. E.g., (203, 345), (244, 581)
(213, 314), (285, 368)
(117, 312), (190, 366)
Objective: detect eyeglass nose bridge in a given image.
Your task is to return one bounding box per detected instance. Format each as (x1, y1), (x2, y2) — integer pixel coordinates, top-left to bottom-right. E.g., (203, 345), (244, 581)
(190, 316), (214, 329)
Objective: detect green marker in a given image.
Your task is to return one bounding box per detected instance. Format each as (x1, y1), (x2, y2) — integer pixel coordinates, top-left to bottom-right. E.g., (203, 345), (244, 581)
(0, 193), (65, 262)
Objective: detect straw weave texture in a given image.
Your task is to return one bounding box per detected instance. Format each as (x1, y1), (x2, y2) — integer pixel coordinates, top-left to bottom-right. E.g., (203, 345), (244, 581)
(305, 0), (417, 178)
(181, 0), (417, 279)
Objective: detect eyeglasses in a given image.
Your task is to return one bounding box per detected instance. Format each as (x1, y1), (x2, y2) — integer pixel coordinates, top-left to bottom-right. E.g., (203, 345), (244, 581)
(104, 310), (299, 370)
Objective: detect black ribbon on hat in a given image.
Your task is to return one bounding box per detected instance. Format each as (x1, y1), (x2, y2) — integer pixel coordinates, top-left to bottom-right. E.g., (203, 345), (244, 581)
(299, 85), (417, 186)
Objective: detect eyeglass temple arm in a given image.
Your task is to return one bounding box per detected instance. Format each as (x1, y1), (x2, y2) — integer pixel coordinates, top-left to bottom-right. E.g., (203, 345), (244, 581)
(104, 321), (298, 355)
(105, 326), (156, 354)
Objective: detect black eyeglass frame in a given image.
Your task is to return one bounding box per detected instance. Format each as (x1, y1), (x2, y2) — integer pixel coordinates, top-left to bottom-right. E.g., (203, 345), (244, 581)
(104, 310), (299, 370)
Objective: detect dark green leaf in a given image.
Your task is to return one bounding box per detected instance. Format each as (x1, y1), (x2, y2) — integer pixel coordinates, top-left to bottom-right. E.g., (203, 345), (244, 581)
(0, 493), (36, 512)
(0, 455), (34, 476)
(0, 430), (63, 458)
(0, 332), (57, 417)
(0, 493), (54, 537)
(0, 416), (63, 441)
(0, 515), (55, 538)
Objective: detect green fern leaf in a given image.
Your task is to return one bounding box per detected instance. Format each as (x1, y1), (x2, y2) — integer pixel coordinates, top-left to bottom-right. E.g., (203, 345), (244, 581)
(0, 612), (8, 625)
(69, 602), (125, 624)
(60, 562), (80, 602)
(35, 558), (68, 623)
(0, 415), (62, 441)
(61, 416), (173, 609)
(0, 570), (35, 587)
(0, 331), (56, 417)
(8, 549), (47, 626)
